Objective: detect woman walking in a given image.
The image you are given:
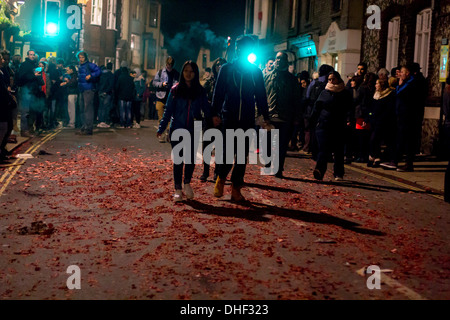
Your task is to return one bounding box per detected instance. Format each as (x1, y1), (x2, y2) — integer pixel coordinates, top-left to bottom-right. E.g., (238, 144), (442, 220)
(157, 61), (217, 202)
(310, 71), (352, 181)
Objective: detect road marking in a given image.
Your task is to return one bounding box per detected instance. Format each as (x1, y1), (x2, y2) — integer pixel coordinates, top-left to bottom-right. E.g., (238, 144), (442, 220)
(345, 165), (444, 201)
(0, 129), (61, 196)
(356, 267), (427, 300)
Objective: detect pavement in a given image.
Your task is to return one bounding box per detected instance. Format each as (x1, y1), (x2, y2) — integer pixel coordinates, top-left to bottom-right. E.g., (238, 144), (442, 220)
(4, 131), (448, 198)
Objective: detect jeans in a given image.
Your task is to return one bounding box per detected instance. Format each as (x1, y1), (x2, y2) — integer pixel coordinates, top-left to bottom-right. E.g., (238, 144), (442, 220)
(79, 90), (95, 133)
(98, 93), (113, 124)
(67, 94), (78, 126)
(170, 138), (195, 190)
(119, 100), (132, 127)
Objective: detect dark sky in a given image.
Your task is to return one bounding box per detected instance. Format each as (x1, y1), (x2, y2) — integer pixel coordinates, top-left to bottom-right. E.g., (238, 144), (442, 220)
(160, 0), (246, 40)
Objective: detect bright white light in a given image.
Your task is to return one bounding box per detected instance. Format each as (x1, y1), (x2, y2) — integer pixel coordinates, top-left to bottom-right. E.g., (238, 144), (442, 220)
(46, 22), (58, 35)
(247, 53), (257, 64)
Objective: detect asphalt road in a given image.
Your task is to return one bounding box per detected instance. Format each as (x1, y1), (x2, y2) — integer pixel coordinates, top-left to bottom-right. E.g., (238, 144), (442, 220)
(0, 120), (449, 301)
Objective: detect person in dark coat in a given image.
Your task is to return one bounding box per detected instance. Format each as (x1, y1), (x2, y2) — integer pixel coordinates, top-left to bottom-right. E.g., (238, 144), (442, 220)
(97, 62), (114, 128)
(199, 57), (227, 182)
(115, 69), (136, 128)
(393, 63), (424, 171)
(211, 35), (270, 201)
(16, 50), (40, 136)
(264, 51), (302, 178)
(354, 72), (377, 163)
(368, 78), (396, 167)
(0, 52), (16, 163)
(310, 71), (352, 181)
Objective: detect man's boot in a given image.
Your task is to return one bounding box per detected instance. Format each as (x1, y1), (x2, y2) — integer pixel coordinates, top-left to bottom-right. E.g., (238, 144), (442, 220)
(231, 183), (245, 202)
(214, 176), (225, 198)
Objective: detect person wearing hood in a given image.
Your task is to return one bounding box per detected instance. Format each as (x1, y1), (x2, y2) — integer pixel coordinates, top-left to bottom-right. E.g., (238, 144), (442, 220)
(368, 77), (396, 167)
(264, 51), (301, 178)
(310, 71), (352, 181)
(97, 62), (114, 128)
(211, 35), (270, 201)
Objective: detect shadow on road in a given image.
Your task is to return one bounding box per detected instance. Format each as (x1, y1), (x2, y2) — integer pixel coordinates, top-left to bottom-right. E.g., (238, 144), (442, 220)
(280, 176), (436, 195)
(185, 199), (386, 236)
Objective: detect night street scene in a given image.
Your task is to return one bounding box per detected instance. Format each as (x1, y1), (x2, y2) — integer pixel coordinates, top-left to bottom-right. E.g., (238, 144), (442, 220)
(0, 0), (449, 312)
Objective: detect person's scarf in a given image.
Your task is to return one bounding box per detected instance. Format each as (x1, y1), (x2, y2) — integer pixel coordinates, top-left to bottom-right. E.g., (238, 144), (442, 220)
(373, 87), (393, 100)
(325, 82), (345, 93)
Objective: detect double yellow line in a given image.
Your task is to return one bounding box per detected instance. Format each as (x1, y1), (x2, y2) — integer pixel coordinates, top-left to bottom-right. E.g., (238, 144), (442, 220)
(0, 129), (61, 196)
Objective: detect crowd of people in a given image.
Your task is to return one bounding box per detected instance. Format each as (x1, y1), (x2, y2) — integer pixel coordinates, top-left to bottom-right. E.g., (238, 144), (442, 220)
(155, 35), (448, 202)
(1, 37), (449, 203)
(0, 49), (157, 149)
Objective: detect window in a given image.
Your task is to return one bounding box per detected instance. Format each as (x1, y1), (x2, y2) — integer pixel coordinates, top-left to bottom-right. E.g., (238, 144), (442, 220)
(306, 0), (314, 22)
(290, 0), (298, 29)
(132, 0), (143, 20)
(414, 8), (432, 77)
(91, 0), (102, 26)
(386, 16), (400, 72)
(305, 0), (311, 22)
(148, 2), (158, 28)
(146, 38), (156, 69)
(332, 54), (339, 72)
(131, 34), (141, 65)
(106, 0), (116, 30)
(332, 0), (341, 12)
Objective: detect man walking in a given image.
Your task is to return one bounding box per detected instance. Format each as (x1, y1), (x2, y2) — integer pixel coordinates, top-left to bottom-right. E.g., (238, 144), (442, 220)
(212, 35), (270, 201)
(16, 50), (40, 137)
(264, 51), (301, 178)
(76, 51), (101, 135)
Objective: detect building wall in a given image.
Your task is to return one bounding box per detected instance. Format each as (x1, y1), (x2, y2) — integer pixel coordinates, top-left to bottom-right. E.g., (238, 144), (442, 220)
(246, 0), (364, 75)
(83, 0), (118, 67)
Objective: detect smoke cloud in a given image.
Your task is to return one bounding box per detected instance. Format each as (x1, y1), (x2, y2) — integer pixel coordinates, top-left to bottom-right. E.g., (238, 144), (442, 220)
(165, 22), (227, 69)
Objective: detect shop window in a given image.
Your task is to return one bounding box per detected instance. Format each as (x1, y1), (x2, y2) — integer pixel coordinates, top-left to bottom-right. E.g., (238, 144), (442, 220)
(386, 16), (400, 72)
(414, 8), (432, 77)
